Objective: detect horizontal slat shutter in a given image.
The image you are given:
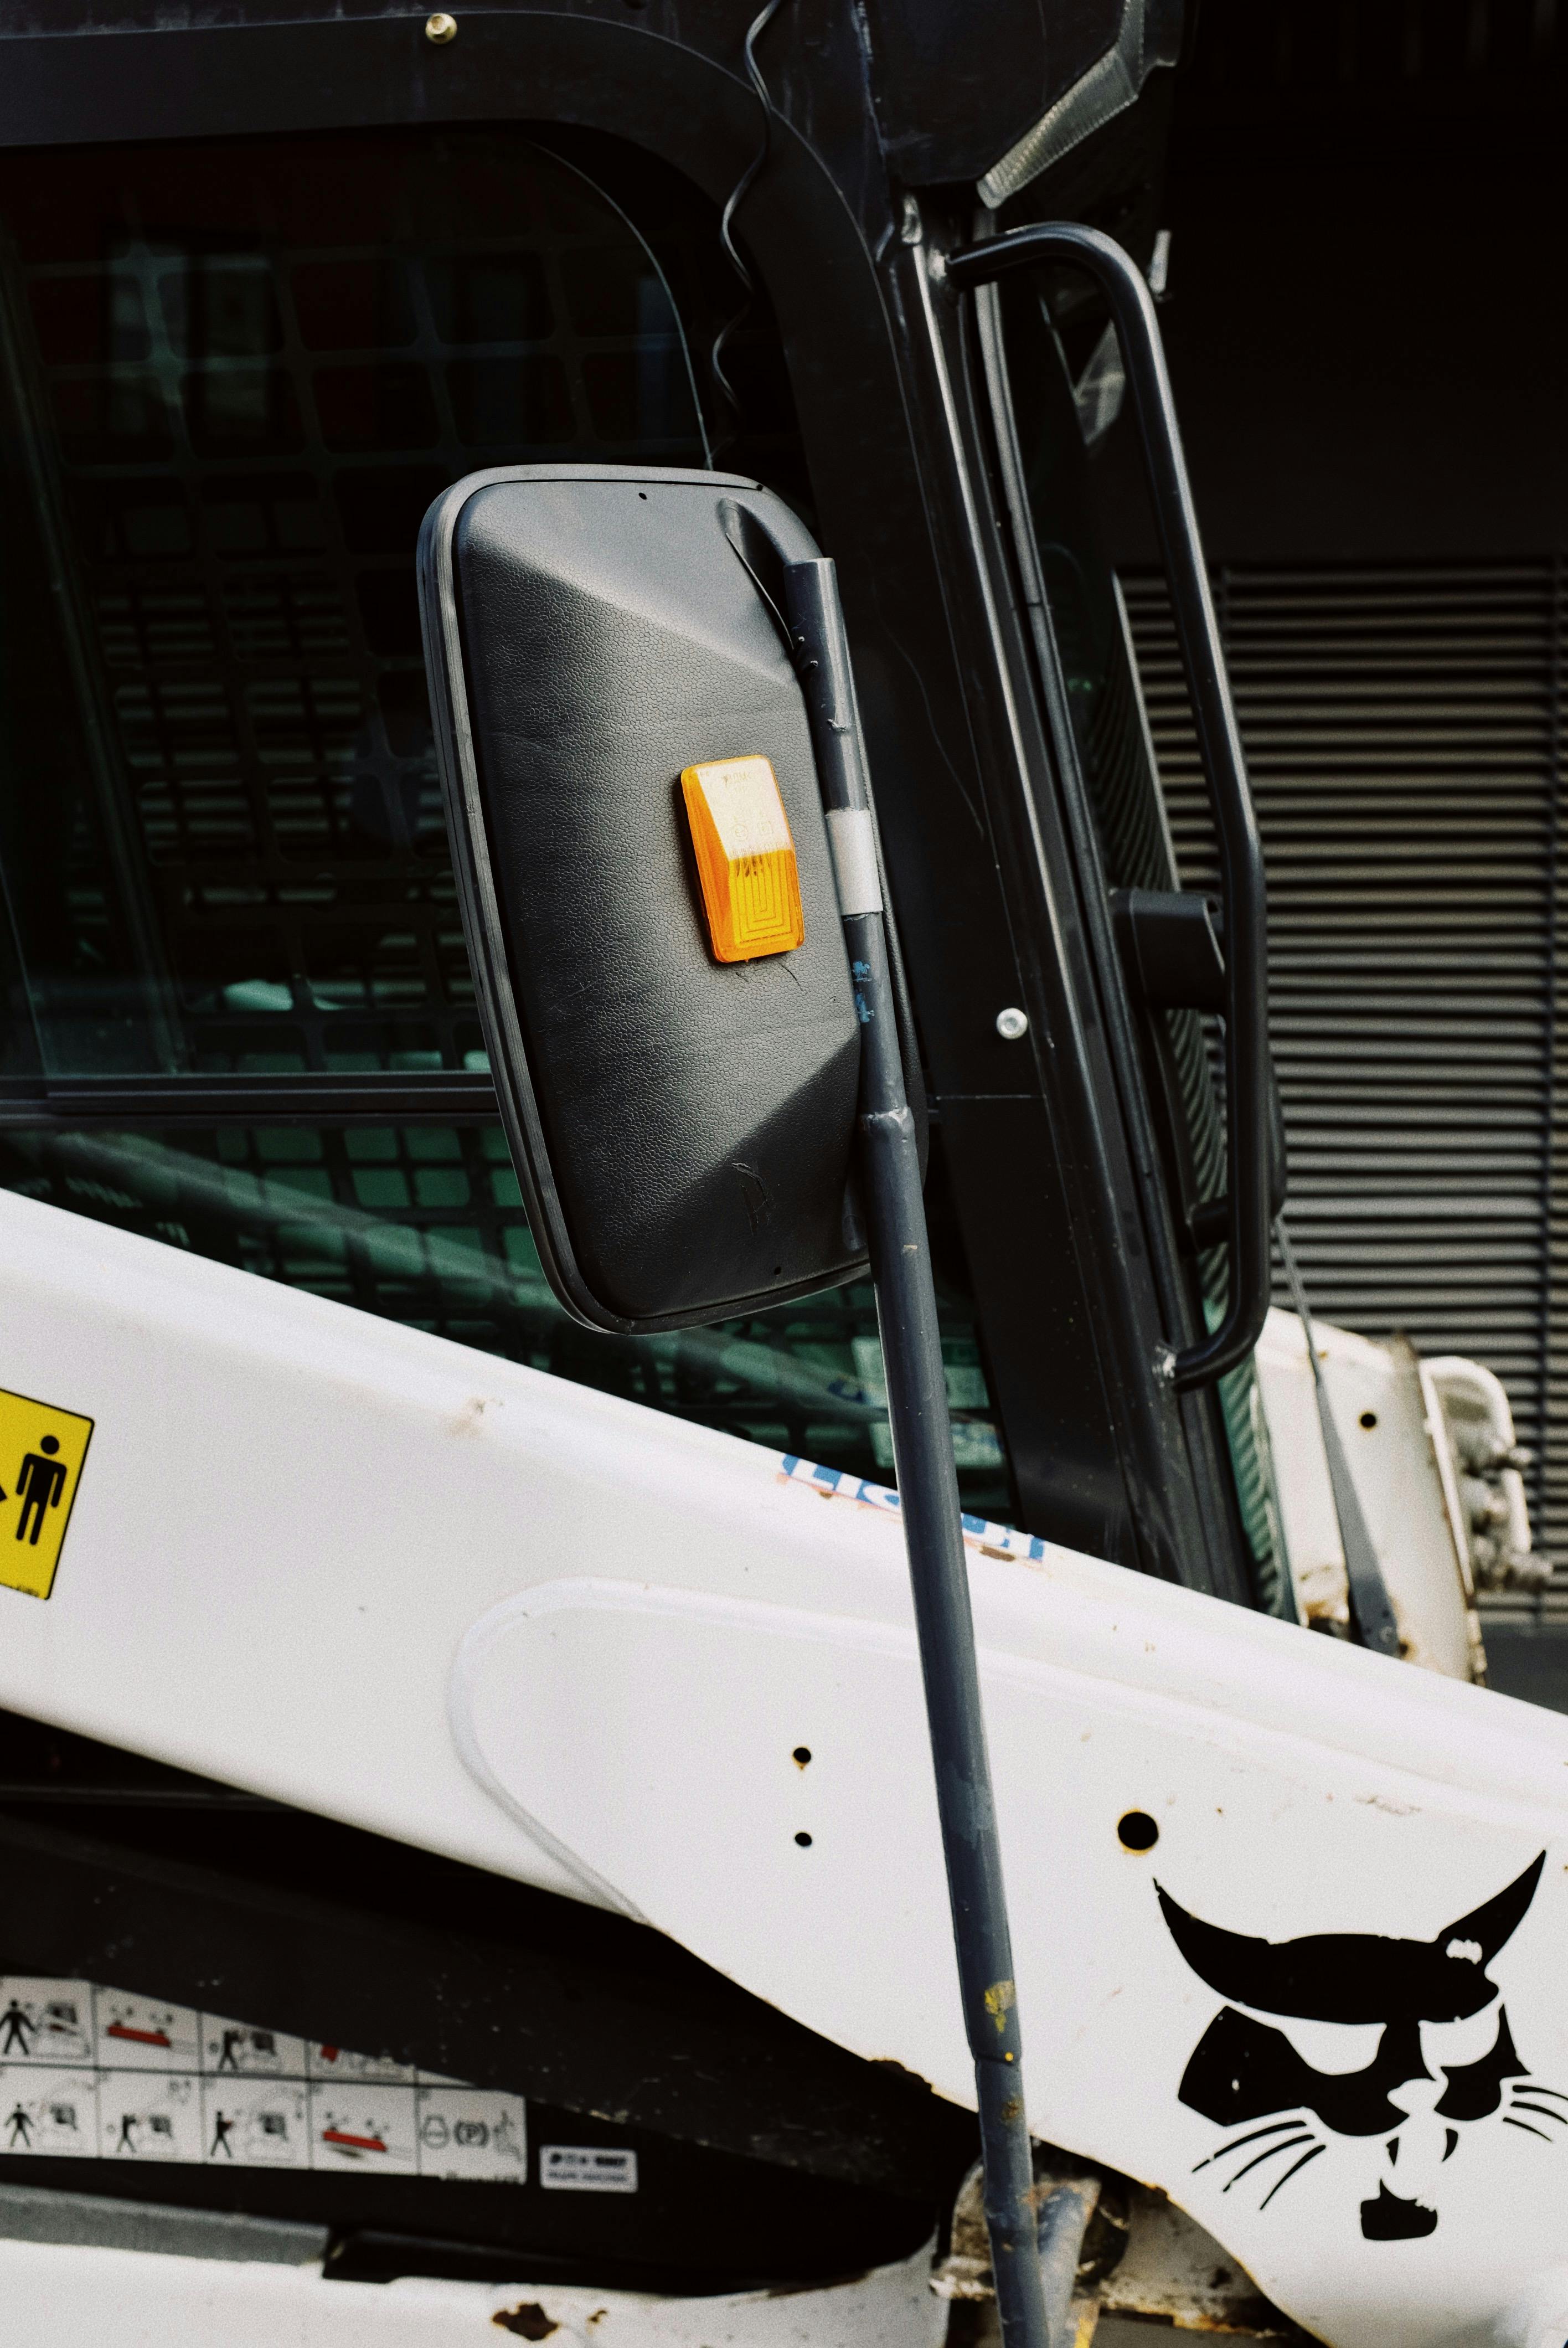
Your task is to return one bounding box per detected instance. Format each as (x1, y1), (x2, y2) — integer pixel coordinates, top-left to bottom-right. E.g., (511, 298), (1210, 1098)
(1121, 562), (1568, 1616)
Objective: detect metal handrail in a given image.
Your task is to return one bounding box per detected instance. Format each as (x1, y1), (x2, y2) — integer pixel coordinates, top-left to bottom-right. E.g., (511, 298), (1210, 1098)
(947, 222), (1271, 1390)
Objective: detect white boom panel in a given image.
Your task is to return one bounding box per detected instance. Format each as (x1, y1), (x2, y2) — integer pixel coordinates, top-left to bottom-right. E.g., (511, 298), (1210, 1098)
(0, 1188), (1566, 2345)
(0, 2232), (944, 2348)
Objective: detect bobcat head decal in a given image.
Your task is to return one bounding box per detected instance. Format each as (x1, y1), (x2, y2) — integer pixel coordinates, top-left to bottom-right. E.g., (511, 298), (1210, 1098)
(1159, 1855), (1559, 2240)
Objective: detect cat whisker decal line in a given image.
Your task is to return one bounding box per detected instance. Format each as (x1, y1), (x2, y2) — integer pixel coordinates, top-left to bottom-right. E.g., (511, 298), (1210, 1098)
(1157, 1856), (1551, 2241)
(1221, 2133), (1319, 2194)
(1193, 2117), (1308, 2173)
(1258, 2143), (1327, 2208)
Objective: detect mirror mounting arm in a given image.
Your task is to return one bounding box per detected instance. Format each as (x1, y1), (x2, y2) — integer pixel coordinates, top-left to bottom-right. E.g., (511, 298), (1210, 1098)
(782, 553), (1054, 2348)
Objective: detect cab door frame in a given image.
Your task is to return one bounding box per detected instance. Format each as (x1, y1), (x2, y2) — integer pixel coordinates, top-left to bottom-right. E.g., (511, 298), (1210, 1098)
(0, 2), (1252, 1599)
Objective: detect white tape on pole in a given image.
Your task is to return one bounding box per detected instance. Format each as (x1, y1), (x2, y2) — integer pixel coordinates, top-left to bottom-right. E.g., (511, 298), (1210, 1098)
(826, 809), (883, 918)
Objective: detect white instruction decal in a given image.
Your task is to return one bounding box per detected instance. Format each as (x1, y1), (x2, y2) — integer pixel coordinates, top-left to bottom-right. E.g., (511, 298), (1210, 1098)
(540, 2145), (638, 2193)
(0, 1976), (525, 2182)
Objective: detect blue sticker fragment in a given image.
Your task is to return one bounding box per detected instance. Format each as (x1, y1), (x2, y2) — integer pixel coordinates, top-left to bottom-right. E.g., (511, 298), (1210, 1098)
(778, 1454), (1040, 1558)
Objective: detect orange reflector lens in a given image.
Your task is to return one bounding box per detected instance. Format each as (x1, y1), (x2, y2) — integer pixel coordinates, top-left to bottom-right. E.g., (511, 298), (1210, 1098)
(680, 755), (805, 964)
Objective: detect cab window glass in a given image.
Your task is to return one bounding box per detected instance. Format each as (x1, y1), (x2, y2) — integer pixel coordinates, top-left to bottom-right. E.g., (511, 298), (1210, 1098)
(0, 126), (1011, 1521)
(0, 128), (705, 1078)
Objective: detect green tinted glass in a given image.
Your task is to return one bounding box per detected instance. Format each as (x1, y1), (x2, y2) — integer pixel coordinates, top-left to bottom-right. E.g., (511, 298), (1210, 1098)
(0, 1124), (1009, 1515)
(0, 122), (1013, 1521)
(0, 128), (704, 1078)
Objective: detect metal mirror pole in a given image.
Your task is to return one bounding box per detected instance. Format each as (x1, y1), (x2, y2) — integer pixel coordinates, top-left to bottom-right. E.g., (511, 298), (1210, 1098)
(783, 557), (1051, 2348)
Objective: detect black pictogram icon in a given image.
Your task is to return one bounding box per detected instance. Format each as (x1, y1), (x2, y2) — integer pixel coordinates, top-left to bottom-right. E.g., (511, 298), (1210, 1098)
(210, 2110), (236, 2159)
(0, 2000), (32, 2056)
(11, 1435), (66, 1547)
(5, 2103), (30, 2148)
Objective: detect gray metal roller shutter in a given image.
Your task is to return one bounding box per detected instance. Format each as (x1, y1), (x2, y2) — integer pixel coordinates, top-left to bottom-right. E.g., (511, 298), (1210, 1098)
(1120, 562), (1568, 1614)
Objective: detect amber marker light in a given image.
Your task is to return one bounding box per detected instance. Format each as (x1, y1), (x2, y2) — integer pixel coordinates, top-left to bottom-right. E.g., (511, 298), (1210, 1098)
(680, 755), (805, 963)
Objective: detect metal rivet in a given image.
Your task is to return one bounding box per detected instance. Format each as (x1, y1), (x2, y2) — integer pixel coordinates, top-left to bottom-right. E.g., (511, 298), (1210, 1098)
(995, 1006), (1028, 1041)
(425, 12), (457, 42)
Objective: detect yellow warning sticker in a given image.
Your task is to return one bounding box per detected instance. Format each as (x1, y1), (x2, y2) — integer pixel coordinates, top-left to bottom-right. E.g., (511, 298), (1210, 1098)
(0, 1386), (92, 1600)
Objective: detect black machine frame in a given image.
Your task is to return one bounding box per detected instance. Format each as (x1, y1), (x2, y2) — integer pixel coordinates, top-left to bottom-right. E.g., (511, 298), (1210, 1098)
(0, 0), (1258, 1605)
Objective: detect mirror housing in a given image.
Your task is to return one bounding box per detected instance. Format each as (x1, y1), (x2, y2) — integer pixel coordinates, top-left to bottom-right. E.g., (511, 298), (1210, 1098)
(417, 466), (867, 1335)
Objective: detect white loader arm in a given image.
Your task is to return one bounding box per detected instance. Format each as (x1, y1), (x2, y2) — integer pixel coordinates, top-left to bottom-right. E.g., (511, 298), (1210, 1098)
(0, 1185), (1565, 2348)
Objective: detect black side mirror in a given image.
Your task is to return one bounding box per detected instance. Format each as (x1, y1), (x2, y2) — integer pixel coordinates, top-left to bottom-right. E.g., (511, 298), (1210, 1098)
(417, 465), (864, 1334)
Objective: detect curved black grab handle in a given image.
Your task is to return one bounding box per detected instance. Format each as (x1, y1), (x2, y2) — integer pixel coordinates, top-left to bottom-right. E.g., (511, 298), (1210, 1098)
(946, 223), (1270, 1391)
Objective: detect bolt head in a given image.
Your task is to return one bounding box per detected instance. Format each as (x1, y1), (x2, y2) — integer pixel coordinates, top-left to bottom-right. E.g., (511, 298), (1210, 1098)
(425, 12), (458, 42)
(995, 1006), (1028, 1041)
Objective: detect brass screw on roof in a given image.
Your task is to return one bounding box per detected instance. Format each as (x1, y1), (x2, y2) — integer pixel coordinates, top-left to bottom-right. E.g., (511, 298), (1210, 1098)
(425, 12), (458, 42)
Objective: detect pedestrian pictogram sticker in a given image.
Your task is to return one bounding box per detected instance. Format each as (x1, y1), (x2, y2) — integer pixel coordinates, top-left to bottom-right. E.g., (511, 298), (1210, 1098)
(0, 1387), (92, 1601)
